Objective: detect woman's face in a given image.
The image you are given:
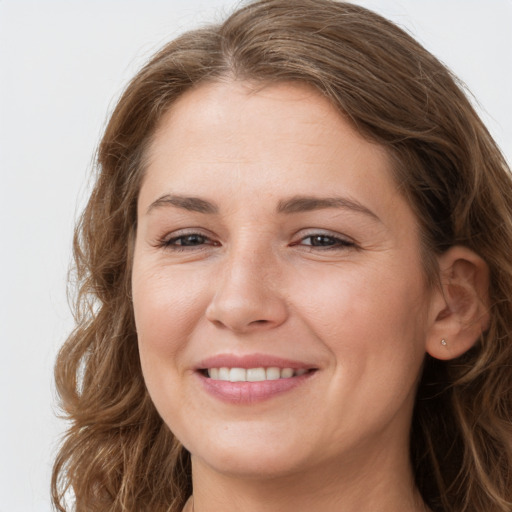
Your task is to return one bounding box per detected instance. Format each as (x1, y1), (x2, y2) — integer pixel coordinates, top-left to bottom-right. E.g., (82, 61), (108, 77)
(132, 81), (436, 479)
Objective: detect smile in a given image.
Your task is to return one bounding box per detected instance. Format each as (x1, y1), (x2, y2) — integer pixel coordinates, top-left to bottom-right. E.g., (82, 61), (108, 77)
(206, 367), (309, 381)
(195, 354), (318, 403)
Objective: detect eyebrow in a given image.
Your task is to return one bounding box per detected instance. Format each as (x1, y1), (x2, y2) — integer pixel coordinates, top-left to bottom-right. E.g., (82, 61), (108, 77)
(146, 193), (379, 221)
(147, 194), (219, 214)
(277, 195), (380, 220)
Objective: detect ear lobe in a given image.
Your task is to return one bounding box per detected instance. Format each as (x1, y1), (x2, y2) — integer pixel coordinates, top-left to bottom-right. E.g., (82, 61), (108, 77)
(426, 246), (490, 361)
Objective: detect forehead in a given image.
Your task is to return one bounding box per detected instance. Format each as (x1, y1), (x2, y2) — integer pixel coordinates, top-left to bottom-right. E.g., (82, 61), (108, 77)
(140, 80), (401, 221)
(148, 80), (379, 163)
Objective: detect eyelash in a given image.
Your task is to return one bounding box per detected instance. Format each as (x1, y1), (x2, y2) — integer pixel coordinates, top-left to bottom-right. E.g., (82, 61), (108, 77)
(293, 233), (355, 250)
(159, 231), (355, 252)
(159, 232), (219, 251)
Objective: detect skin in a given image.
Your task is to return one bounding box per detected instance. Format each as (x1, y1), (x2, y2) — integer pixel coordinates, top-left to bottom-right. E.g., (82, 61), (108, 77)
(132, 81), (438, 511)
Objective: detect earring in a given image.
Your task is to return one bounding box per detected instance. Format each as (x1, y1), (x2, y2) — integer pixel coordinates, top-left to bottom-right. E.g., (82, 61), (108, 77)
(441, 339), (447, 346)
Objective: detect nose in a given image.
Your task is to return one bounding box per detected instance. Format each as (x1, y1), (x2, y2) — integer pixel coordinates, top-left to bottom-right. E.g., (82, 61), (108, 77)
(205, 249), (288, 333)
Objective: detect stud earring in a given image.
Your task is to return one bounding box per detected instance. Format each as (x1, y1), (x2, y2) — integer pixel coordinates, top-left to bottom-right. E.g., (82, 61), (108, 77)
(441, 339), (447, 346)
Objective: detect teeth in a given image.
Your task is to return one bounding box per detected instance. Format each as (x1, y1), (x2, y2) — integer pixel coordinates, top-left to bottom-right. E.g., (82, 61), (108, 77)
(247, 367), (266, 382)
(206, 367), (308, 381)
(229, 368), (246, 382)
(218, 367), (230, 380)
(281, 368), (294, 379)
(266, 367), (280, 380)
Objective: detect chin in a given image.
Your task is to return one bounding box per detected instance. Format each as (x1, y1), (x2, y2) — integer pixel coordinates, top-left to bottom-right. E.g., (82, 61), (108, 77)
(179, 422), (315, 479)
(191, 448), (309, 480)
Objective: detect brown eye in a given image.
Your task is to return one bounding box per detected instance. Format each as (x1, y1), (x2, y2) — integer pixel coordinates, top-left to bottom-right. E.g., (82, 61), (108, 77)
(306, 235), (338, 247)
(161, 232), (220, 251)
(301, 234), (354, 248)
(172, 234), (208, 246)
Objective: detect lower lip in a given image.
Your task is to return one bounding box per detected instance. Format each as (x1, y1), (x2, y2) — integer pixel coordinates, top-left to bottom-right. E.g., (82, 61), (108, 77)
(197, 371), (315, 404)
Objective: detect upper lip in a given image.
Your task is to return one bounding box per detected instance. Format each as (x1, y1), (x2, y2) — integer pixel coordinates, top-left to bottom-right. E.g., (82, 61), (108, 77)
(196, 353), (317, 370)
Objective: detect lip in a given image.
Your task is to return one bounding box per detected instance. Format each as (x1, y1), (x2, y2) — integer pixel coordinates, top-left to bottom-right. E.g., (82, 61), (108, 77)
(196, 353), (315, 371)
(195, 353), (318, 404)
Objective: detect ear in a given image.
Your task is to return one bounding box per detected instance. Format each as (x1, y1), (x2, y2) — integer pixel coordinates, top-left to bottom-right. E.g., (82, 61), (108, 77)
(426, 246), (490, 360)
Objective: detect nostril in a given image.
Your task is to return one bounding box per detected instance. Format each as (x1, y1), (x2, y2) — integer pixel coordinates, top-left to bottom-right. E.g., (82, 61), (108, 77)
(205, 291), (288, 332)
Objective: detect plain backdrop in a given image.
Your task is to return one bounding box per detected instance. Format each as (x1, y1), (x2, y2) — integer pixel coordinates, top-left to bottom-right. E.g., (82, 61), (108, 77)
(0, 1), (511, 510)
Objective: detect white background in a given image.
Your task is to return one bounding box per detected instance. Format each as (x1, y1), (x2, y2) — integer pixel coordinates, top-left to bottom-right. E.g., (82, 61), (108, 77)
(0, 1), (511, 510)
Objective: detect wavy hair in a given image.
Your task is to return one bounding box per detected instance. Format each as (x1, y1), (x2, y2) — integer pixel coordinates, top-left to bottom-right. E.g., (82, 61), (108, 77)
(52, 1), (512, 510)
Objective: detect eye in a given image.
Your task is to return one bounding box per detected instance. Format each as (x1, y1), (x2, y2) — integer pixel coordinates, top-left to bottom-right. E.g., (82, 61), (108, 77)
(170, 234), (208, 246)
(160, 232), (220, 250)
(296, 233), (355, 250)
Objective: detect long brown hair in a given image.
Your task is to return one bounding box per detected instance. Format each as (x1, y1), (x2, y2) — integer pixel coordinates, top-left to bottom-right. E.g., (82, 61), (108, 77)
(52, 1), (512, 510)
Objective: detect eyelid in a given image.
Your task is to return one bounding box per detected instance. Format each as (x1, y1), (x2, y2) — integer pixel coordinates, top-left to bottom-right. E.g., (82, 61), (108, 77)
(292, 229), (356, 249)
(154, 227), (355, 251)
(158, 228), (220, 249)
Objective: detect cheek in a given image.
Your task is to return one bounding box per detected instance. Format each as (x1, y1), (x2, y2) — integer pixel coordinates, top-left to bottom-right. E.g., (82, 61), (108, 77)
(293, 260), (429, 380)
(131, 261), (213, 429)
(132, 261), (210, 364)
(294, 258), (427, 332)
(302, 266), (428, 431)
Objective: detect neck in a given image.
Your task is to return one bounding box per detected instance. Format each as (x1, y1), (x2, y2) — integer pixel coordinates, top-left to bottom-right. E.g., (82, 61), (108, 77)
(187, 446), (428, 512)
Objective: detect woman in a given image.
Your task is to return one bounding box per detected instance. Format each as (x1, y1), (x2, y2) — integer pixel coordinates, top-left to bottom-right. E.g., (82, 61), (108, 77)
(52, 1), (512, 511)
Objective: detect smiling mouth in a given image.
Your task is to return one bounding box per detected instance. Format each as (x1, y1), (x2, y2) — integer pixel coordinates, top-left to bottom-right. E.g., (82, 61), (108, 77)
(200, 367), (315, 382)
